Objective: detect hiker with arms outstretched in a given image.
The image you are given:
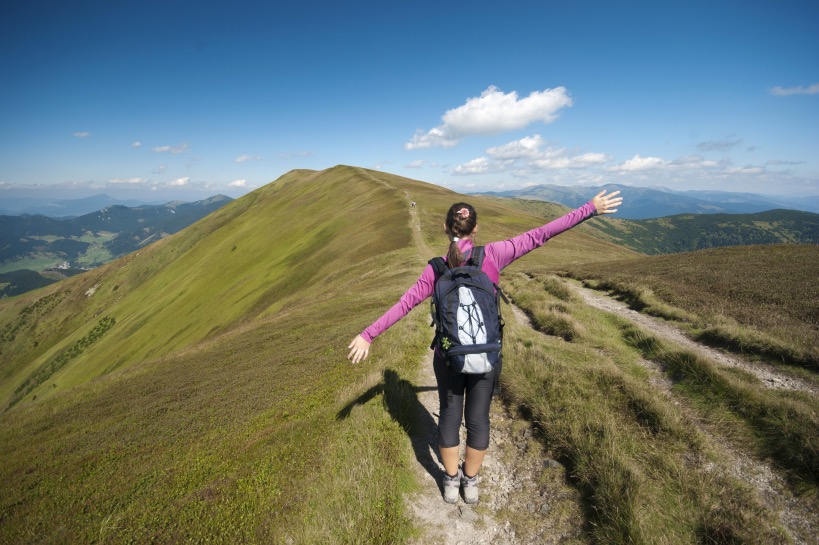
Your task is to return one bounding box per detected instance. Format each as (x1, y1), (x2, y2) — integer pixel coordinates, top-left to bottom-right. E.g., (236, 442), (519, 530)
(348, 190), (623, 504)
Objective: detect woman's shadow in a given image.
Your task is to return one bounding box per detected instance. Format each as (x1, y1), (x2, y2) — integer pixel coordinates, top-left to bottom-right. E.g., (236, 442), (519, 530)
(337, 368), (445, 489)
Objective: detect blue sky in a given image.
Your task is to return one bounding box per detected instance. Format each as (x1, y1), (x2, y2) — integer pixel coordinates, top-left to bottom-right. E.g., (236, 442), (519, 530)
(1, 0), (817, 202)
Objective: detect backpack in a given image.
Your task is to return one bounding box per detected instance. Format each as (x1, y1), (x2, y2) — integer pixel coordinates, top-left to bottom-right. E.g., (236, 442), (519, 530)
(429, 246), (506, 374)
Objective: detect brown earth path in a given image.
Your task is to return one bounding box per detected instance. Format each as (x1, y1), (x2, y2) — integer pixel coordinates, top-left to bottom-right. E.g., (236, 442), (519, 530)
(557, 279), (819, 544)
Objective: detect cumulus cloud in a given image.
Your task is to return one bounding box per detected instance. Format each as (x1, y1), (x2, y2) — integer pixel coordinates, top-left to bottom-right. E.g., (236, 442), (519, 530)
(131, 141), (142, 148)
(234, 155), (261, 163)
(405, 86), (573, 149)
(770, 83), (819, 96)
(454, 157), (491, 175)
(607, 154), (726, 174)
(169, 177), (190, 187)
(229, 179), (248, 188)
(153, 143), (189, 154)
(609, 155), (670, 172)
(73, 131), (91, 138)
(486, 135), (546, 159)
(455, 134), (612, 175)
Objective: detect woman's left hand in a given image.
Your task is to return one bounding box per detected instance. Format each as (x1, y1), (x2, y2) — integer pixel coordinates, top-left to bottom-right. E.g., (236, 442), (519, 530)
(592, 190), (623, 214)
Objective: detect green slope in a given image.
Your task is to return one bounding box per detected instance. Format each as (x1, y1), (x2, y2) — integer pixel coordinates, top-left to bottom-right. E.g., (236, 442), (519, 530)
(0, 166), (634, 543)
(488, 197), (819, 254)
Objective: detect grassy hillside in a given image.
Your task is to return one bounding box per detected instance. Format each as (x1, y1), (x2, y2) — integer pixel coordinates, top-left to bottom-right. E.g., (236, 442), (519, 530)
(5, 167), (814, 543)
(483, 197), (819, 255)
(591, 209), (819, 254)
(561, 244), (819, 370)
(0, 166), (634, 543)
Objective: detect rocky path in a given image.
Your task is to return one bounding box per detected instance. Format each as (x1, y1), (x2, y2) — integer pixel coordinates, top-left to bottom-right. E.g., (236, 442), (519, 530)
(405, 350), (586, 545)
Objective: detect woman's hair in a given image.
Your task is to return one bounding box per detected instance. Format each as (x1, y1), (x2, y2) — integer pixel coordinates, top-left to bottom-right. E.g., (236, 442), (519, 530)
(445, 202), (477, 267)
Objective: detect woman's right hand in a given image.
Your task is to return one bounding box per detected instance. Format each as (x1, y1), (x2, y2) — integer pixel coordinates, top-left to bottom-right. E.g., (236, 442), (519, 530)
(591, 190), (623, 214)
(347, 335), (371, 364)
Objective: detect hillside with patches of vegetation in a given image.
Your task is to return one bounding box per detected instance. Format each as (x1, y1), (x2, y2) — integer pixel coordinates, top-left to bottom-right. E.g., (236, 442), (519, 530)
(483, 197), (819, 254)
(1, 166), (816, 544)
(0, 195), (233, 297)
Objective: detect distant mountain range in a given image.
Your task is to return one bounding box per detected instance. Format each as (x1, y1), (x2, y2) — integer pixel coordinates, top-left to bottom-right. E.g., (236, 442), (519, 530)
(480, 197), (819, 255)
(478, 184), (819, 219)
(0, 195), (233, 296)
(0, 194), (162, 217)
(589, 209), (819, 254)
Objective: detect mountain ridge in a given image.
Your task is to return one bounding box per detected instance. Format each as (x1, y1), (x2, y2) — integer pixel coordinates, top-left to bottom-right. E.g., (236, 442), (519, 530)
(0, 166), (633, 408)
(1, 165), (815, 543)
(478, 183), (819, 218)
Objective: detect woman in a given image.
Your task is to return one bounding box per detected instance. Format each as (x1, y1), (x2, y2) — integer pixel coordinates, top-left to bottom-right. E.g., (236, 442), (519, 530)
(347, 190), (623, 504)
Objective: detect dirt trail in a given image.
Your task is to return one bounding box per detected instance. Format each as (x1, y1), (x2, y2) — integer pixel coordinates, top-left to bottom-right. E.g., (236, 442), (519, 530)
(556, 280), (819, 544)
(564, 280), (818, 396)
(405, 350), (586, 545)
(402, 195), (585, 544)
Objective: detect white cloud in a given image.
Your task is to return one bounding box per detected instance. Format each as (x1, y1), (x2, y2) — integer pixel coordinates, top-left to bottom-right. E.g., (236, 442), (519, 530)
(573, 152), (611, 166)
(406, 160), (425, 168)
(131, 141), (142, 148)
(486, 135), (546, 159)
(479, 134), (612, 171)
(73, 131), (91, 138)
(229, 179), (248, 188)
(609, 155), (670, 172)
(234, 155), (261, 163)
(169, 177), (190, 187)
(672, 155), (720, 168)
(453, 157), (491, 175)
(770, 83), (819, 96)
(405, 86), (572, 149)
(153, 143), (189, 154)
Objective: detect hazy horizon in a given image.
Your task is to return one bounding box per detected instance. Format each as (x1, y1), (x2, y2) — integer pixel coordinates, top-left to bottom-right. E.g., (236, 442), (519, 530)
(2, 1), (817, 201)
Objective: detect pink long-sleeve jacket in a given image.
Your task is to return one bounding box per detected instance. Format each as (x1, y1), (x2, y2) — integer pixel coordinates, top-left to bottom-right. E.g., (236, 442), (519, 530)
(360, 201), (598, 343)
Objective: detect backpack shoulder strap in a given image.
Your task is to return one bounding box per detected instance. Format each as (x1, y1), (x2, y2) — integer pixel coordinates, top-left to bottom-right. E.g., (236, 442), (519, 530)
(428, 256), (447, 276)
(469, 246), (486, 269)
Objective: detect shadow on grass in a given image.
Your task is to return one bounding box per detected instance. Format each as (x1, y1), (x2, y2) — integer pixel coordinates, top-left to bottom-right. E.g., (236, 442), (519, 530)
(337, 368), (444, 488)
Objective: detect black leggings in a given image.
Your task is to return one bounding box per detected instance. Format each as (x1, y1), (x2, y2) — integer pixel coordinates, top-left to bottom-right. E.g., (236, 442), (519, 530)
(433, 351), (495, 450)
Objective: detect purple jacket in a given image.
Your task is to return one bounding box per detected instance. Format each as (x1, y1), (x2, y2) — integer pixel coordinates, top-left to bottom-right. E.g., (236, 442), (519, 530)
(360, 201), (598, 343)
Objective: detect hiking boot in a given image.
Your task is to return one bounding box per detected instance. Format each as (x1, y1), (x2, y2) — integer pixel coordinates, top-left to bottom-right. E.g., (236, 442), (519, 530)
(460, 467), (479, 504)
(442, 469), (461, 504)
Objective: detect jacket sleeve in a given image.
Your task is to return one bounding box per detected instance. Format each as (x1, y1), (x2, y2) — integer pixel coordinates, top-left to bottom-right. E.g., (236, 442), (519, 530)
(487, 201), (597, 271)
(360, 263), (436, 342)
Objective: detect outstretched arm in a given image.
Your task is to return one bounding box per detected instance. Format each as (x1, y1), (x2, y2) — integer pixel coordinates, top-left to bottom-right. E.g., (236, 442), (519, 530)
(487, 190), (624, 271)
(346, 263), (436, 364)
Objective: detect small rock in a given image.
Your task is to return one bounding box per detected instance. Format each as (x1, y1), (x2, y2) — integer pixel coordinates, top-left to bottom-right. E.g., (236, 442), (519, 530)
(459, 507), (479, 522)
(543, 458), (561, 469)
(527, 502), (536, 513)
(540, 503), (551, 514)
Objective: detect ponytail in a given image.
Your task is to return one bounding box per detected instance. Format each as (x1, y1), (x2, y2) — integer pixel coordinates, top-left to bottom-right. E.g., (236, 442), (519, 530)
(444, 202), (477, 268)
(447, 239), (464, 268)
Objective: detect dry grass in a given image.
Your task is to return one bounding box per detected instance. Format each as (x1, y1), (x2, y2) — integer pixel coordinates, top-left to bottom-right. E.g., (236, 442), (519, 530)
(499, 270), (799, 544)
(564, 244), (819, 370)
